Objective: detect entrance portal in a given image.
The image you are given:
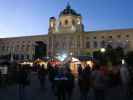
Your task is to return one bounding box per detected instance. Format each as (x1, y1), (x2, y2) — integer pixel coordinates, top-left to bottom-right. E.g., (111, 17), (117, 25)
(34, 41), (47, 59)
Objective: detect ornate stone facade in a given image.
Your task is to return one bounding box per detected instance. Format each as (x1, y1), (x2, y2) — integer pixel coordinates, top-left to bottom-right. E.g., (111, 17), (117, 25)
(0, 4), (133, 60)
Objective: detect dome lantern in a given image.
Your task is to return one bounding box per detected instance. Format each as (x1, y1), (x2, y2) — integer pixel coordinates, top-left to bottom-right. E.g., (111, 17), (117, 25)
(59, 3), (81, 17)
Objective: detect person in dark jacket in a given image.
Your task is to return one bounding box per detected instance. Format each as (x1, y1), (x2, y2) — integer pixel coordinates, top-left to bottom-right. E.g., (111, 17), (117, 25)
(38, 65), (47, 91)
(78, 64), (83, 79)
(78, 65), (91, 100)
(91, 64), (107, 100)
(54, 68), (66, 100)
(16, 64), (29, 100)
(0, 70), (2, 87)
(48, 63), (59, 91)
(65, 68), (75, 100)
(47, 62), (55, 89)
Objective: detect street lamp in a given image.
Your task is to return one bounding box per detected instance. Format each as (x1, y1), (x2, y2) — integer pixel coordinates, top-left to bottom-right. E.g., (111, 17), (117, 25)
(100, 48), (106, 53)
(70, 52), (73, 56)
(10, 46), (14, 62)
(122, 59), (125, 64)
(57, 53), (67, 61)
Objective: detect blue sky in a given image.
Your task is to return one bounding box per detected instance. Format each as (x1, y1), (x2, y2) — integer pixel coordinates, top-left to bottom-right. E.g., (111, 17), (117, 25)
(0, 0), (133, 38)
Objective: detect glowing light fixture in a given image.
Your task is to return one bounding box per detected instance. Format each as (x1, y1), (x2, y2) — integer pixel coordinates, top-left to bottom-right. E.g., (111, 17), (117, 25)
(57, 53), (67, 61)
(100, 48), (106, 53)
(122, 59), (125, 64)
(86, 61), (93, 69)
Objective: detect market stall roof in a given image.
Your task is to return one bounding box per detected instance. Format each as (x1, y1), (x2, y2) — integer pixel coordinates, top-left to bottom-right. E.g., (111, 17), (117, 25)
(78, 56), (93, 61)
(47, 57), (62, 66)
(63, 56), (81, 64)
(34, 58), (46, 64)
(0, 60), (10, 65)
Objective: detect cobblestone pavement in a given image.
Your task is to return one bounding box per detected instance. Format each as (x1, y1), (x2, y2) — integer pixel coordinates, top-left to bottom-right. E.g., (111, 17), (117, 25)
(0, 73), (132, 100)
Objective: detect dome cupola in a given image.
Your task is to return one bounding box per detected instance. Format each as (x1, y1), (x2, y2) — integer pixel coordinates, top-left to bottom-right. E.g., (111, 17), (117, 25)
(59, 3), (81, 17)
(48, 3), (84, 34)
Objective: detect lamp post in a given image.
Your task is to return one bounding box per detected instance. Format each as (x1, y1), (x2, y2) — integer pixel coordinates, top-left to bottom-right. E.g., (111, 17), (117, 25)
(100, 48), (106, 64)
(100, 48), (106, 53)
(70, 52), (73, 56)
(10, 46), (14, 62)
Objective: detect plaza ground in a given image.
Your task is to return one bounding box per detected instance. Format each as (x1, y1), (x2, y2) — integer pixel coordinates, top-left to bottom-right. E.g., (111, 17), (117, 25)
(0, 72), (132, 100)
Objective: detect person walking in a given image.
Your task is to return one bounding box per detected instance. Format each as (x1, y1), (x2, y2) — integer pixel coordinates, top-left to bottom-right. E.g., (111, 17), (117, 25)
(78, 65), (91, 100)
(0, 70), (2, 87)
(120, 63), (130, 100)
(38, 64), (47, 91)
(65, 68), (75, 100)
(54, 68), (66, 100)
(91, 64), (107, 100)
(16, 64), (30, 100)
(47, 62), (56, 90)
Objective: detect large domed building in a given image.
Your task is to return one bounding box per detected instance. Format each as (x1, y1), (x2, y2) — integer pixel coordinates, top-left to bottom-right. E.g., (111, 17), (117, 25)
(49, 3), (84, 33)
(0, 4), (133, 61)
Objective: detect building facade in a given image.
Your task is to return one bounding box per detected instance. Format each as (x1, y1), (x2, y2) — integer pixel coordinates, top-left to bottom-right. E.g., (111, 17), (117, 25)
(0, 4), (133, 61)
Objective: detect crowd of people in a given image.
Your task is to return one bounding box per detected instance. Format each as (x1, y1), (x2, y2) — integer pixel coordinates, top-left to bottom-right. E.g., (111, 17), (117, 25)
(0, 60), (133, 100)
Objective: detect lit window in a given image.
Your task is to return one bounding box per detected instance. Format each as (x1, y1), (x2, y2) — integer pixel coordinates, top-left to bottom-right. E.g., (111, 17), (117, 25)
(50, 22), (54, 28)
(77, 18), (81, 24)
(126, 40), (129, 42)
(27, 55), (29, 59)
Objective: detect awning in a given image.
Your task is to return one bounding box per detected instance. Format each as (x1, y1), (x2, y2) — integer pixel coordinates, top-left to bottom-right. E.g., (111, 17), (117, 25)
(63, 56), (81, 64)
(78, 56), (92, 61)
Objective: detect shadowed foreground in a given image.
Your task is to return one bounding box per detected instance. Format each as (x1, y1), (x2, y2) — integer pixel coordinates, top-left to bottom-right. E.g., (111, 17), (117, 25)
(0, 72), (131, 100)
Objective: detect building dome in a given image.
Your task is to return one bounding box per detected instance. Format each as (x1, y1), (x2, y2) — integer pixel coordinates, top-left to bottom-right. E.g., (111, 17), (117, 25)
(59, 3), (81, 17)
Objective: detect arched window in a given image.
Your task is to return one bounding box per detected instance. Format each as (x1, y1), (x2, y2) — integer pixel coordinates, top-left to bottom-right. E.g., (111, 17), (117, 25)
(72, 20), (75, 25)
(77, 18), (81, 24)
(100, 40), (105, 47)
(86, 41), (90, 48)
(50, 22), (54, 28)
(59, 22), (62, 26)
(65, 20), (68, 25)
(93, 41), (98, 48)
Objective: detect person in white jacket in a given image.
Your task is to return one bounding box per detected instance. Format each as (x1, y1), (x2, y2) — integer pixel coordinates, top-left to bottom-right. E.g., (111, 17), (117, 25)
(120, 63), (130, 99)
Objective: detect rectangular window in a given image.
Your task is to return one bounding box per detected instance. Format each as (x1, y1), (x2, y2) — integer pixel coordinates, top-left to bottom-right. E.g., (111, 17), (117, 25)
(93, 41), (98, 48)
(86, 37), (90, 40)
(77, 41), (80, 48)
(117, 35), (121, 38)
(2, 46), (5, 51)
(126, 35), (129, 38)
(109, 36), (112, 38)
(6, 46), (8, 51)
(86, 41), (90, 48)
(101, 36), (104, 39)
(26, 45), (30, 51)
(93, 36), (97, 39)
(100, 41), (105, 47)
